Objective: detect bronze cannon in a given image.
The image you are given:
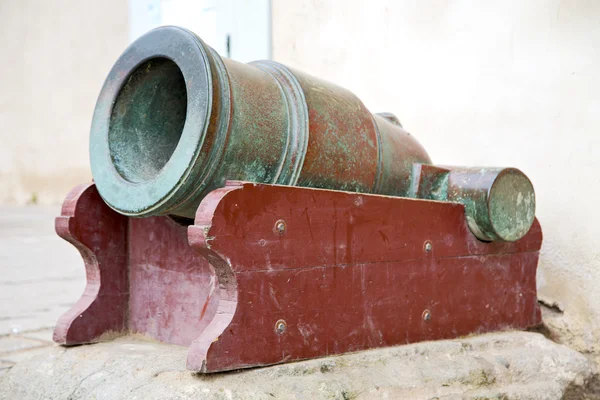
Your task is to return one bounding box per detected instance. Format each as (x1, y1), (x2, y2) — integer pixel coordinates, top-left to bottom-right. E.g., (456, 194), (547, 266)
(90, 26), (534, 241)
(55, 26), (542, 372)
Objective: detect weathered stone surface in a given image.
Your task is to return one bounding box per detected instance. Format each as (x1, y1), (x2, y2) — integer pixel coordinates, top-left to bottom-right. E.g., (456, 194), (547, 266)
(0, 346), (50, 364)
(0, 205), (84, 335)
(0, 361), (13, 378)
(0, 331), (595, 400)
(0, 336), (45, 354)
(21, 329), (54, 343)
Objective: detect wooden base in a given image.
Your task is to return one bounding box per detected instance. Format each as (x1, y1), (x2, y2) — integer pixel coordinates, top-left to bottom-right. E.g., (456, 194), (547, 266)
(53, 182), (542, 373)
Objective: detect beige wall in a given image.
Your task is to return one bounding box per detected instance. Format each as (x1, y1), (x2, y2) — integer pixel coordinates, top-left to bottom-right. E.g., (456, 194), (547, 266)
(272, 0), (600, 353)
(0, 0), (128, 204)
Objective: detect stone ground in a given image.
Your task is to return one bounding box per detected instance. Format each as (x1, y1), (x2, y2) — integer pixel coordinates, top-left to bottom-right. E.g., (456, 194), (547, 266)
(1, 206), (599, 399)
(1, 332), (598, 399)
(0, 205), (84, 376)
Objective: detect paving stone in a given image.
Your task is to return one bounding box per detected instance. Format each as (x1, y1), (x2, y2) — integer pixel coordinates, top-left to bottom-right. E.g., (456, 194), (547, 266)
(0, 360), (14, 369)
(0, 360), (14, 379)
(0, 346), (52, 363)
(0, 205), (85, 335)
(21, 329), (54, 343)
(0, 336), (46, 355)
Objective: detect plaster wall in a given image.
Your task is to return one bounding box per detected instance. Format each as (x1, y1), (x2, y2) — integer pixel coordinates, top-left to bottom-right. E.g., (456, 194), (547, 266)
(272, 0), (600, 352)
(0, 0), (128, 204)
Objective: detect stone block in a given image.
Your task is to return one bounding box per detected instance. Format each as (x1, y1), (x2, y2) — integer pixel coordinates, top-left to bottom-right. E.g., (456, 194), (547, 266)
(0, 332), (596, 400)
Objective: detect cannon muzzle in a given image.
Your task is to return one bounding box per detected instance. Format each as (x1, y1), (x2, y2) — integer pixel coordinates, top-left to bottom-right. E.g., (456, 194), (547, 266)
(90, 26), (534, 242)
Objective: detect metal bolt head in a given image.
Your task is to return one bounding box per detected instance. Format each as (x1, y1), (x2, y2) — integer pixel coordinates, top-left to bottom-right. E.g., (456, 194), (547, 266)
(275, 319), (287, 334)
(424, 241), (432, 252)
(422, 309), (432, 322)
(275, 219), (286, 235)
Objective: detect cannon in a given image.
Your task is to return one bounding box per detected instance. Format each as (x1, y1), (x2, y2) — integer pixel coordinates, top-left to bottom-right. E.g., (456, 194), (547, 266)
(91, 26), (534, 242)
(54, 26), (542, 372)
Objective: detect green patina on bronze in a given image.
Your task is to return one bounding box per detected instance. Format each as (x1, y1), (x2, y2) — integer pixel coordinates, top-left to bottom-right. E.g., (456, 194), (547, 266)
(411, 165), (536, 241)
(90, 26), (429, 219)
(109, 58), (187, 183)
(89, 26), (536, 242)
(447, 167), (535, 242)
(488, 169), (536, 241)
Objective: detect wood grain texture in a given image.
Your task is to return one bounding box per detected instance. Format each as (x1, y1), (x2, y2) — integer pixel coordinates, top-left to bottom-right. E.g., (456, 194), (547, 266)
(53, 183), (129, 344)
(187, 182), (542, 372)
(53, 184), (217, 347)
(54, 182), (542, 373)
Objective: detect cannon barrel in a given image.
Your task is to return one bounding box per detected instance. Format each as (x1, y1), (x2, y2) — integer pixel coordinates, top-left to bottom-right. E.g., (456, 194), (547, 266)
(90, 26), (534, 242)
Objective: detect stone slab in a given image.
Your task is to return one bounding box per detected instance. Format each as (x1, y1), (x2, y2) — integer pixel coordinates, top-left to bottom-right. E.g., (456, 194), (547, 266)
(0, 206), (85, 335)
(0, 331), (595, 400)
(0, 361), (13, 370)
(21, 329), (54, 343)
(0, 336), (46, 354)
(0, 346), (52, 364)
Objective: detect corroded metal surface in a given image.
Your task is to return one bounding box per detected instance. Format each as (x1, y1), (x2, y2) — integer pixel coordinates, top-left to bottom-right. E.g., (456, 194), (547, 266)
(90, 26), (430, 219)
(90, 26), (535, 242)
(411, 164), (535, 241)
